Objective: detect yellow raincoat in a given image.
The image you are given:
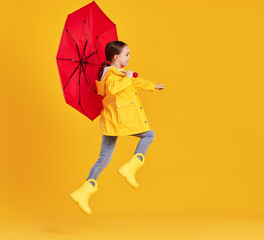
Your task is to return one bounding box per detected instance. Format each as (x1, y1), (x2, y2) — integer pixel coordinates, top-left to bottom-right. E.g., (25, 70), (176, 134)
(95, 66), (156, 136)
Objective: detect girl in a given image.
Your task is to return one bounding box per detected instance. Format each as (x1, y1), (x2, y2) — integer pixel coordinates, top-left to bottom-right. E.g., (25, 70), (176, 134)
(70, 41), (165, 214)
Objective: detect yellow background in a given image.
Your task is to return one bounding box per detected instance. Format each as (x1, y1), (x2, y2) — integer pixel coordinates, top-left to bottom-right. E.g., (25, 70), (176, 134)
(1, 0), (264, 233)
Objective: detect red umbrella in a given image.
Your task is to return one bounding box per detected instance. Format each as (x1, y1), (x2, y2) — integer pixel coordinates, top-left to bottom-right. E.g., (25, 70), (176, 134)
(56, 1), (118, 121)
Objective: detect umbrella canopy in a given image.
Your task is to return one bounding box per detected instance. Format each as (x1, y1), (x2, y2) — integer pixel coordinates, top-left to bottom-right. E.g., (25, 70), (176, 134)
(56, 1), (118, 120)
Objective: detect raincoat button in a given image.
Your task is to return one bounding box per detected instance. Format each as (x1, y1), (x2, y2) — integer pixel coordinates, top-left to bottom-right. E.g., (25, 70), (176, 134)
(135, 93), (137, 95)
(145, 121), (147, 123)
(131, 102), (133, 104)
(140, 107), (142, 109)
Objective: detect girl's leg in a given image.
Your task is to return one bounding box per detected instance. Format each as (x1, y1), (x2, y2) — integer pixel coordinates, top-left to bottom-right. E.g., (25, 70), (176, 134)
(130, 129), (155, 160)
(86, 135), (118, 183)
(117, 130), (155, 189)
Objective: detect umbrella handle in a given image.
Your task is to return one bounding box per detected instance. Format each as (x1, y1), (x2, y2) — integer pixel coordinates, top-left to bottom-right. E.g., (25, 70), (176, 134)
(121, 65), (138, 78)
(133, 72), (138, 78)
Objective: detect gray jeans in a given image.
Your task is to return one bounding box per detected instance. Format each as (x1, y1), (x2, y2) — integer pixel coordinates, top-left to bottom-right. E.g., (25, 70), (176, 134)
(86, 130), (155, 181)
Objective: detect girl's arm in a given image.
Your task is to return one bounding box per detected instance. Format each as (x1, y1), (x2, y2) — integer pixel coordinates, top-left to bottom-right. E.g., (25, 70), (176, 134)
(125, 70), (164, 91)
(106, 72), (133, 95)
(131, 76), (156, 92)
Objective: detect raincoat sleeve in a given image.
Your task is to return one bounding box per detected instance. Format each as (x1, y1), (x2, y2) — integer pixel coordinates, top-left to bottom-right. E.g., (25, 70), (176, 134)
(106, 73), (133, 95)
(131, 76), (156, 92)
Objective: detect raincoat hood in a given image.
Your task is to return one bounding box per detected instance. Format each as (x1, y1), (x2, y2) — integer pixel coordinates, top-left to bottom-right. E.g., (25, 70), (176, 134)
(95, 66), (125, 97)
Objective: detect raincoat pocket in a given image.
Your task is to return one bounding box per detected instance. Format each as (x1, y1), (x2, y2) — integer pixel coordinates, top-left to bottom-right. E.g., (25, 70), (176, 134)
(116, 101), (137, 124)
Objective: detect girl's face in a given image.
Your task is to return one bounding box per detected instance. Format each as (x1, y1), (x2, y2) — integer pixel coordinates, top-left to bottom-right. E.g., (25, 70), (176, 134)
(117, 45), (130, 67)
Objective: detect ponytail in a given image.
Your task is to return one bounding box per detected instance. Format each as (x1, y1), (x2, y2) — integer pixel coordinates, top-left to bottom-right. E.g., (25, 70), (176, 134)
(98, 59), (110, 81)
(98, 41), (127, 81)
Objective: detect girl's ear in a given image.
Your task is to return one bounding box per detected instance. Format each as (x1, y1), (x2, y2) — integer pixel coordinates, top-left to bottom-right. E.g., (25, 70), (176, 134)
(113, 54), (119, 61)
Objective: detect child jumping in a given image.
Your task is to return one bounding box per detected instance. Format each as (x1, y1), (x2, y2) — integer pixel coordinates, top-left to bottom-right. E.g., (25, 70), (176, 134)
(70, 41), (165, 214)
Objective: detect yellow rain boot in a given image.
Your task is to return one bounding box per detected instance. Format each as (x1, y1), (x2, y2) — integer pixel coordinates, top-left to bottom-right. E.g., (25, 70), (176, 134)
(70, 179), (98, 215)
(118, 153), (145, 189)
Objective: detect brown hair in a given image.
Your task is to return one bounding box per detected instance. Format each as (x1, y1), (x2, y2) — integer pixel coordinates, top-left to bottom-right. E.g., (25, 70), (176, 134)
(98, 40), (127, 81)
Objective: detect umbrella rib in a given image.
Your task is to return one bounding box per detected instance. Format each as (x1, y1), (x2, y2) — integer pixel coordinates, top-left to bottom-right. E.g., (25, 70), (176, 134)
(63, 63), (81, 90)
(66, 29), (82, 61)
(78, 66), (89, 117)
(83, 36), (98, 62)
(97, 25), (116, 38)
(78, 64), (81, 105)
(79, 63), (97, 93)
(81, 20), (88, 59)
(83, 62), (105, 68)
(82, 36), (98, 62)
(82, 25), (116, 62)
(57, 57), (79, 62)
(79, 103), (89, 118)
(83, 51), (97, 61)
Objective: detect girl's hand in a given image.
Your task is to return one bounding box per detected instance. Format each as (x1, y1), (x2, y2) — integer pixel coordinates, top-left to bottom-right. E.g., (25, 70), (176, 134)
(155, 84), (165, 90)
(125, 70), (133, 79)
